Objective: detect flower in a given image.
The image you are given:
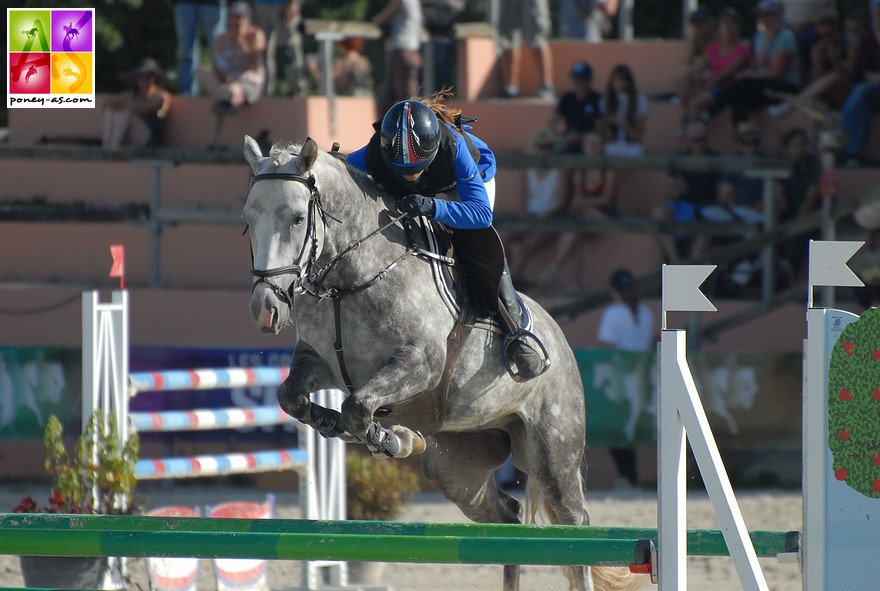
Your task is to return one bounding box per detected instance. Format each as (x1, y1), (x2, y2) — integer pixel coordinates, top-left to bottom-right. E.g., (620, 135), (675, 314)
(12, 411), (139, 515)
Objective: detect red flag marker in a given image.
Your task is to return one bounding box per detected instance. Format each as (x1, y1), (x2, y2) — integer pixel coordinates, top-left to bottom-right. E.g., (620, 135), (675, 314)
(109, 244), (125, 290)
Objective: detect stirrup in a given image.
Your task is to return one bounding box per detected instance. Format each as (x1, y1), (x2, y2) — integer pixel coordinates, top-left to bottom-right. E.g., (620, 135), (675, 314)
(502, 329), (551, 383)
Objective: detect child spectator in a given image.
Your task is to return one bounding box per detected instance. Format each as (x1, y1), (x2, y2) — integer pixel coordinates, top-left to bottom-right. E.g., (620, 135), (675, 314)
(307, 37), (374, 97)
(599, 64), (647, 157)
(651, 120), (721, 264)
(548, 60), (603, 153)
(685, 8), (752, 125)
(102, 58), (172, 149)
(507, 127), (569, 286)
(537, 131), (617, 291)
(676, 7), (717, 110)
(195, 2), (266, 113)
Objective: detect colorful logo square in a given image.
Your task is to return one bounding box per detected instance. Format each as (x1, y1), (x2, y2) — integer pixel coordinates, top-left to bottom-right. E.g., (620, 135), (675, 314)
(7, 7), (95, 109)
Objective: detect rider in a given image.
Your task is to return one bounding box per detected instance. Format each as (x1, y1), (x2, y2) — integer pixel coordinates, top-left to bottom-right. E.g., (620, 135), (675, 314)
(347, 93), (549, 381)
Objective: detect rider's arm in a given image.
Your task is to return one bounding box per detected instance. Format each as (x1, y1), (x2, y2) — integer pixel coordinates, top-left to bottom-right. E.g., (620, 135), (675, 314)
(431, 133), (493, 230)
(347, 146), (368, 172)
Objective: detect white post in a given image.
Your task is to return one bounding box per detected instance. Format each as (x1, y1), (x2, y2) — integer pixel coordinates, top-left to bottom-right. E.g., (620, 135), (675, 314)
(658, 265), (769, 591)
(301, 389), (349, 590)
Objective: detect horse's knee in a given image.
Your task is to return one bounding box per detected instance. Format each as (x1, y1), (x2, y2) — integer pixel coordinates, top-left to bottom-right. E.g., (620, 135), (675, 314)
(339, 395), (372, 436)
(277, 380), (309, 419)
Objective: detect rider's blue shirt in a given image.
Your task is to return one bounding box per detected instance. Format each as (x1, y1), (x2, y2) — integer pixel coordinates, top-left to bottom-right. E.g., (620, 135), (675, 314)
(348, 124), (496, 230)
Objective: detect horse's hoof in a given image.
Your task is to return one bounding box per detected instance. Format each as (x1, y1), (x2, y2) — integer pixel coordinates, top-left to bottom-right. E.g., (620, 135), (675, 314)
(392, 426), (427, 457)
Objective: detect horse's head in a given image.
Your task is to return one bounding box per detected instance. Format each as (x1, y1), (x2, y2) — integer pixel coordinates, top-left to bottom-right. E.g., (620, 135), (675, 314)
(243, 135), (322, 334)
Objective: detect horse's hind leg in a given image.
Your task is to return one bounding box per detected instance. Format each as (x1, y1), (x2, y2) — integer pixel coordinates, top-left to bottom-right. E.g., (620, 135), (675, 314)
(422, 430), (522, 591)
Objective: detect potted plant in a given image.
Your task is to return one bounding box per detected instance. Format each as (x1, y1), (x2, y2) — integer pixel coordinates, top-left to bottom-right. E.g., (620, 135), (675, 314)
(13, 410), (139, 590)
(345, 451), (420, 583)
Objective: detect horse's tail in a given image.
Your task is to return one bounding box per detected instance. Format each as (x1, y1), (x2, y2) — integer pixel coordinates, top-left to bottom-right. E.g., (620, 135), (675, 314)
(591, 567), (650, 591)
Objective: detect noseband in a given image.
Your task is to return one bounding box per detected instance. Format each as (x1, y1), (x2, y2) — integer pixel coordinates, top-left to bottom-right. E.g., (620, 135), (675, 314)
(249, 172), (324, 307)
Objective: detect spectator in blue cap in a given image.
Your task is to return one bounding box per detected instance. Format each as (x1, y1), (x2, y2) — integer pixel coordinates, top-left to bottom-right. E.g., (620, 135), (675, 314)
(548, 60), (603, 153)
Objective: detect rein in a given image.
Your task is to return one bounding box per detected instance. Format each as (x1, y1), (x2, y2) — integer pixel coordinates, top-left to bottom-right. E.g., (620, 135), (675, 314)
(248, 169), (418, 393)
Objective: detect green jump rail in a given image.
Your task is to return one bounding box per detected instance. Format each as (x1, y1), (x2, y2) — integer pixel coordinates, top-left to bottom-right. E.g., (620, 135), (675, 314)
(0, 514), (798, 560)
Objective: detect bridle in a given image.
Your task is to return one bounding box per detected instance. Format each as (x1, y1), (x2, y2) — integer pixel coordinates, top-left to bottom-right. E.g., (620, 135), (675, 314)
(248, 171), (414, 307)
(248, 171), (325, 308)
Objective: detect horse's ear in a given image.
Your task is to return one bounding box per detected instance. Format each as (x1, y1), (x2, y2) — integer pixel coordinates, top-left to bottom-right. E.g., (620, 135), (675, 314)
(243, 135), (263, 173)
(298, 137), (318, 172)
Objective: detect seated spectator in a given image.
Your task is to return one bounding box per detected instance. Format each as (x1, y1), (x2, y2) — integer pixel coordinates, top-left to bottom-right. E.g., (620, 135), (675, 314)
(781, 0), (837, 81)
(850, 200), (880, 308)
(102, 58), (172, 149)
(704, 0), (801, 128)
(676, 7), (718, 114)
(508, 127), (569, 285)
(701, 122), (768, 226)
(537, 131), (618, 290)
(771, 10), (850, 116)
(195, 2), (267, 114)
(558, 0), (620, 42)
(599, 64), (647, 157)
(778, 127), (822, 275)
(650, 120), (721, 264)
(685, 8), (752, 124)
(307, 37), (374, 97)
(548, 60), (602, 153)
(838, 5), (880, 166)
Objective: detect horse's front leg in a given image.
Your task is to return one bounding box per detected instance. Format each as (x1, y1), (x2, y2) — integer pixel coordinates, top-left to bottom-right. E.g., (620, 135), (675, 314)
(277, 344), (348, 437)
(339, 345), (435, 458)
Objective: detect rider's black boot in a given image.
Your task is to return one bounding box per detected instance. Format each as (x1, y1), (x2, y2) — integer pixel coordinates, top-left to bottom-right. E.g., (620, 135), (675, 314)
(498, 266), (550, 382)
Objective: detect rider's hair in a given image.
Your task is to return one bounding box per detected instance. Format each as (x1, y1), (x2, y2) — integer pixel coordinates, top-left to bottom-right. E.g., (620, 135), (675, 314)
(416, 87), (461, 128)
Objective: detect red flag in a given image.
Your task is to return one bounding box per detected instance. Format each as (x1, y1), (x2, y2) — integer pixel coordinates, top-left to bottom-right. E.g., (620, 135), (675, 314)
(109, 244), (125, 289)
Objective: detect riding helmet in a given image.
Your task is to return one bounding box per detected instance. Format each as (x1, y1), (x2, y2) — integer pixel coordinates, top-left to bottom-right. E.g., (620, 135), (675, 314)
(379, 100), (441, 175)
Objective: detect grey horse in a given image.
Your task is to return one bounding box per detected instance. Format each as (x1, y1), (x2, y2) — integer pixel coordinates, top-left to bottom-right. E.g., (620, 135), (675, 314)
(242, 136), (645, 591)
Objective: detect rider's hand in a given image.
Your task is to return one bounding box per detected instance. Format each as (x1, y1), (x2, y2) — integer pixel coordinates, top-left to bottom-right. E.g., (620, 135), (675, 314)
(397, 194), (435, 218)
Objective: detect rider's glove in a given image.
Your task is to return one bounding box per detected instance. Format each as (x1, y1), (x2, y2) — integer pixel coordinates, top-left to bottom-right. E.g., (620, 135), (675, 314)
(397, 194), (436, 218)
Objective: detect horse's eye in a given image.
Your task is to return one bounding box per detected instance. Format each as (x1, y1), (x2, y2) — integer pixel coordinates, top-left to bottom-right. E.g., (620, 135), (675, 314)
(293, 214), (305, 226)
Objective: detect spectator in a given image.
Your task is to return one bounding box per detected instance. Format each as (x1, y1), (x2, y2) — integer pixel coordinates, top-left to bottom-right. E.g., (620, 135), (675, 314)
(251, 0), (304, 97)
(838, 4), (880, 166)
(675, 7), (718, 111)
(651, 120), (721, 263)
(778, 127), (822, 276)
(685, 8), (752, 125)
(507, 127), (569, 286)
(173, 0), (225, 95)
(307, 37), (374, 97)
(597, 268), (655, 490)
(548, 61), (603, 154)
(421, 0), (465, 92)
(489, 0), (555, 100)
(102, 58), (172, 149)
(537, 130), (618, 291)
(705, 0), (800, 128)
(599, 64), (647, 157)
(850, 200), (880, 309)
(781, 0), (837, 81)
(558, 0), (619, 42)
(702, 122), (768, 226)
(373, 0), (423, 114)
(195, 2), (266, 114)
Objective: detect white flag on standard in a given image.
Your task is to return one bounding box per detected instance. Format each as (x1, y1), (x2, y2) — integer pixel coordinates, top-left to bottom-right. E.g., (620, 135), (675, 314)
(808, 240), (864, 288)
(662, 264), (717, 313)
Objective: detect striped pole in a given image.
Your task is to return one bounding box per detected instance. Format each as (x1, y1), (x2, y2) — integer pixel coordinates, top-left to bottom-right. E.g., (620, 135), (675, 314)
(0, 515), (798, 559)
(130, 405), (292, 432)
(128, 367), (290, 395)
(134, 448), (308, 479)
